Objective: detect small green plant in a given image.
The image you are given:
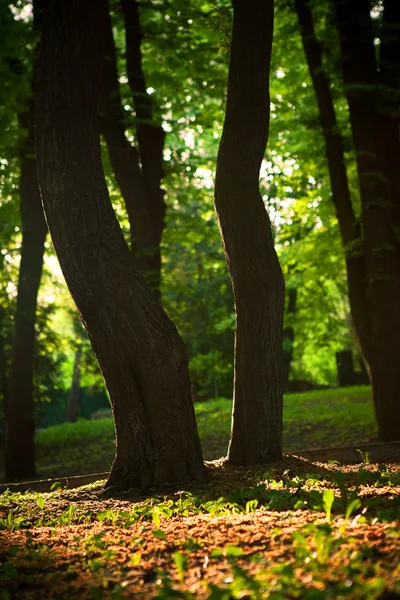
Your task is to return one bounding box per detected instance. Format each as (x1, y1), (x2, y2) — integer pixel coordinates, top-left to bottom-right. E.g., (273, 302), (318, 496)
(57, 505), (78, 526)
(36, 495), (45, 510)
(96, 509), (119, 524)
(322, 488), (335, 522)
(357, 449), (371, 464)
(173, 551), (188, 583)
(152, 529), (167, 541)
(0, 513), (25, 532)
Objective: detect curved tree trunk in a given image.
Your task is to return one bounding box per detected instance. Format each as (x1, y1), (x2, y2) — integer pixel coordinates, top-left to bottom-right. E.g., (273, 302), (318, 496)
(214, 0), (285, 466)
(35, 0), (205, 491)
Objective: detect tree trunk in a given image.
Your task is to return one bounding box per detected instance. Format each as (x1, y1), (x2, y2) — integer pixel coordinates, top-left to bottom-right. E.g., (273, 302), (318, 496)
(35, 0), (205, 491)
(120, 0), (166, 263)
(4, 117), (47, 482)
(294, 0), (372, 369)
(101, 3), (163, 295)
(379, 0), (400, 265)
(65, 348), (82, 423)
(214, 0), (285, 466)
(333, 0), (400, 441)
(282, 288), (297, 393)
(0, 307), (9, 420)
(4, 0), (47, 481)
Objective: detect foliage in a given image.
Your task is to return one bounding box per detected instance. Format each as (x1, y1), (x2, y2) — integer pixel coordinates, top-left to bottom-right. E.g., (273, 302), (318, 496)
(0, 0), (368, 403)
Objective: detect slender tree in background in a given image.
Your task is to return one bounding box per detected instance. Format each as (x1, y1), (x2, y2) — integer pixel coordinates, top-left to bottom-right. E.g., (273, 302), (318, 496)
(35, 0), (205, 491)
(215, 0), (285, 465)
(295, 0), (400, 441)
(294, 0), (370, 367)
(101, 0), (165, 296)
(4, 0), (47, 482)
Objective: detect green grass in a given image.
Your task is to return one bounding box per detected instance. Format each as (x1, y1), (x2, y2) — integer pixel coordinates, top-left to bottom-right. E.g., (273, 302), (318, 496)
(29, 385), (378, 480)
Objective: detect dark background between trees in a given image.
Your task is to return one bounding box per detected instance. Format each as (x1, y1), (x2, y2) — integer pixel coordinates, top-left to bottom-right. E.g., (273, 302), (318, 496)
(0, 0), (399, 487)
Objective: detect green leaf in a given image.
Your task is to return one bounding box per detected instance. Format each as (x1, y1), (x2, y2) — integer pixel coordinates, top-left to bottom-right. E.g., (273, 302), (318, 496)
(245, 499), (258, 514)
(345, 498), (362, 520)
(173, 551), (187, 582)
(36, 496), (45, 510)
(129, 552), (141, 566)
(152, 529), (167, 540)
(152, 508), (161, 528)
(322, 489), (335, 521)
(209, 548), (223, 558)
(225, 545), (244, 557)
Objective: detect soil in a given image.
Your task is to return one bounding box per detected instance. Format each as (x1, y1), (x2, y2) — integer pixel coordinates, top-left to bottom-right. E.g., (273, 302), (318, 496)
(0, 457), (399, 599)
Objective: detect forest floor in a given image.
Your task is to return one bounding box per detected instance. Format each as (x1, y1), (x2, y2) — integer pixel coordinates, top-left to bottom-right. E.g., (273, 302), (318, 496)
(0, 458), (399, 599)
(1, 386), (399, 598)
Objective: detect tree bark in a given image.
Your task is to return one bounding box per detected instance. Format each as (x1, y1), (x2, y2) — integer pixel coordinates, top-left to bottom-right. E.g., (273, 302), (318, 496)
(65, 348), (82, 423)
(282, 288), (297, 392)
(214, 0), (285, 465)
(379, 0), (400, 260)
(120, 0), (166, 260)
(4, 116), (47, 482)
(294, 0), (372, 370)
(4, 0), (47, 482)
(101, 3), (164, 295)
(35, 0), (205, 491)
(332, 0), (400, 441)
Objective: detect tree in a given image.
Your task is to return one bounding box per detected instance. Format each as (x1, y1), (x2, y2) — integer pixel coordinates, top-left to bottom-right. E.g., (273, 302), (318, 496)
(4, 0), (47, 482)
(101, 0), (165, 296)
(214, 0), (285, 465)
(294, 0), (400, 440)
(35, 0), (205, 491)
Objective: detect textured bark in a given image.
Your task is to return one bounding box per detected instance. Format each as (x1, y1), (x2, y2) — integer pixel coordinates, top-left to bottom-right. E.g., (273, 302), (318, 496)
(4, 116), (47, 482)
(101, 4), (163, 294)
(333, 0), (400, 441)
(379, 0), (400, 257)
(4, 0), (47, 482)
(35, 0), (205, 491)
(65, 348), (82, 423)
(120, 0), (166, 256)
(282, 288), (297, 393)
(214, 0), (285, 465)
(0, 308), (8, 410)
(295, 0), (371, 368)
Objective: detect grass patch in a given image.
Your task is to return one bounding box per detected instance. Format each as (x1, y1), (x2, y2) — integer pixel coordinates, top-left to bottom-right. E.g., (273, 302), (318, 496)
(3, 385), (377, 481)
(197, 385), (376, 460)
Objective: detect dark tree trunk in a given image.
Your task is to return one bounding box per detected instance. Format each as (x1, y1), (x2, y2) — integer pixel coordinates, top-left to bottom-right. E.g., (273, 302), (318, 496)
(282, 288), (297, 393)
(35, 0), (205, 491)
(65, 348), (82, 423)
(4, 0), (47, 482)
(0, 308), (9, 419)
(101, 3), (164, 295)
(295, 0), (372, 369)
(214, 0), (285, 465)
(379, 0), (400, 260)
(333, 0), (400, 441)
(120, 0), (166, 258)
(4, 117), (47, 482)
